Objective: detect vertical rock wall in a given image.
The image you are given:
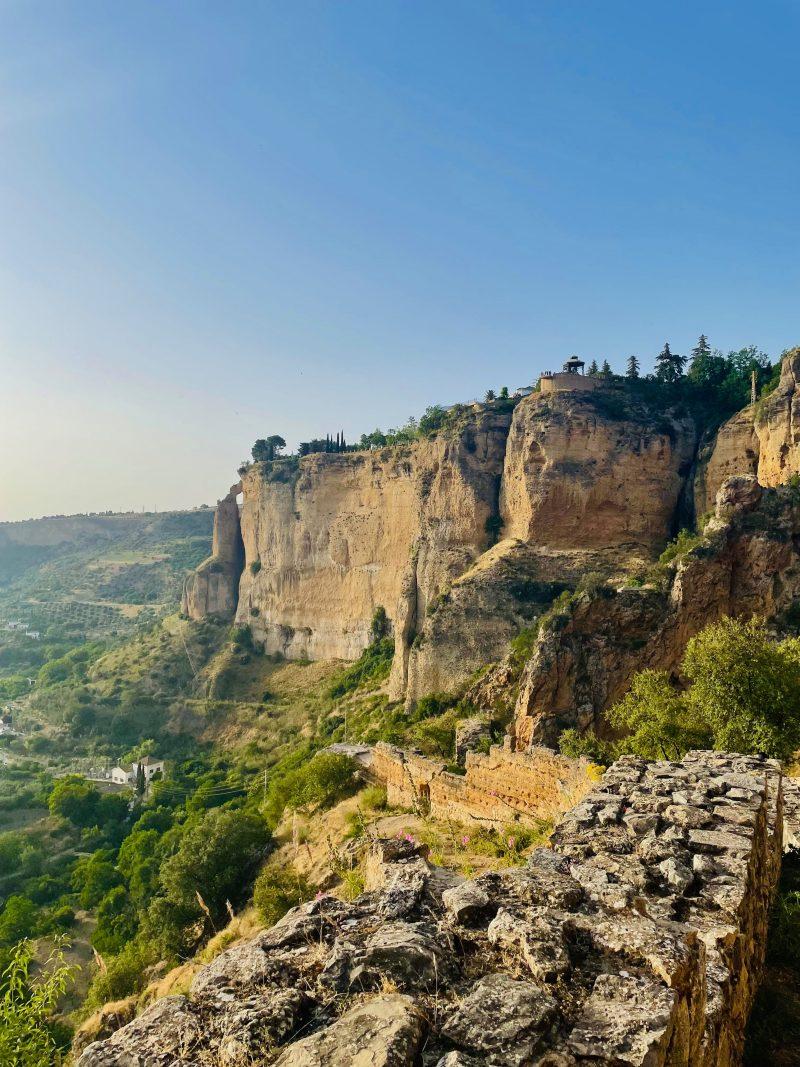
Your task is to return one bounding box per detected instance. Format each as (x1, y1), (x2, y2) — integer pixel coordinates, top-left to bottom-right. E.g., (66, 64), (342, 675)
(696, 346), (800, 513)
(181, 484), (244, 620)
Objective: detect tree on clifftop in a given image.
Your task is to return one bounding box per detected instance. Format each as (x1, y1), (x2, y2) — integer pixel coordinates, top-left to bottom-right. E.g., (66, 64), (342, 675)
(587, 359), (599, 375)
(251, 436), (287, 463)
(626, 354), (640, 379)
(654, 342), (687, 384)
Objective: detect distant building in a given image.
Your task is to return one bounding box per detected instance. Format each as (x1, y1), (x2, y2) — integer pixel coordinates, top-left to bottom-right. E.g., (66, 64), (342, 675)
(25, 631), (40, 640)
(110, 756), (165, 786)
(513, 386), (535, 398)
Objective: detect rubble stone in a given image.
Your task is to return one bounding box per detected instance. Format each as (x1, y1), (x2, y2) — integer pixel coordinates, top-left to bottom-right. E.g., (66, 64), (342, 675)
(76, 752), (785, 1067)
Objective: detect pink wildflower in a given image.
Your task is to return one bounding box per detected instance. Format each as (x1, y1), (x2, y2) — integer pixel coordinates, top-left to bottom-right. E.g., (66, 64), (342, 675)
(461, 835), (470, 847)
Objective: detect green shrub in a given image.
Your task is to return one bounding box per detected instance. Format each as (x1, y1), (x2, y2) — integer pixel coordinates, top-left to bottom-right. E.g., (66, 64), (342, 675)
(253, 864), (312, 927)
(327, 638), (394, 698)
(84, 938), (157, 1011)
(369, 606), (389, 642)
(509, 627), (539, 671)
(558, 728), (613, 765)
(250, 560), (261, 575)
(360, 784), (387, 811)
(265, 752), (358, 823)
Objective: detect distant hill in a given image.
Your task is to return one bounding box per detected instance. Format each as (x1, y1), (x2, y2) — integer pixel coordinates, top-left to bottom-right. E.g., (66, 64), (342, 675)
(0, 510), (214, 688)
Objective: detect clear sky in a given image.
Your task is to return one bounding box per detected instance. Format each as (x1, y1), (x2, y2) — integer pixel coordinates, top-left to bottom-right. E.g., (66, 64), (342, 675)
(2, 1), (799, 521)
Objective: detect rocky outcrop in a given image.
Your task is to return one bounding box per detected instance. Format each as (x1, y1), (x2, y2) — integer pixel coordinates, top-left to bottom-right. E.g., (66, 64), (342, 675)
(500, 475), (800, 748)
(696, 347), (800, 514)
(500, 390), (695, 552)
(76, 750), (783, 1067)
(694, 409), (759, 519)
(181, 485), (244, 620)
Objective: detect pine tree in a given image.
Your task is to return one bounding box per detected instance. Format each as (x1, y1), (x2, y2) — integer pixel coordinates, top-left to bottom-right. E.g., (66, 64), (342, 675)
(626, 354), (640, 379)
(601, 359), (612, 375)
(691, 334), (711, 361)
(655, 342), (687, 384)
(687, 334), (716, 385)
(587, 359), (599, 376)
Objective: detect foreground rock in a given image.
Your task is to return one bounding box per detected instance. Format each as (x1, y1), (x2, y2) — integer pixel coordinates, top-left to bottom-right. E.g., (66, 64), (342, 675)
(77, 751), (783, 1067)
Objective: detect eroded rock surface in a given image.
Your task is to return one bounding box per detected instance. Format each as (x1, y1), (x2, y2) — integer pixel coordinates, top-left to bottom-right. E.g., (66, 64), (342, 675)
(182, 484), (244, 619)
(501, 476), (800, 746)
(76, 752), (782, 1067)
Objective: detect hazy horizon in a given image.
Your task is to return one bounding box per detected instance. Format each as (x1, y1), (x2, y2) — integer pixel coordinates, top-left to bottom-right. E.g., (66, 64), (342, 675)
(3, 2), (799, 522)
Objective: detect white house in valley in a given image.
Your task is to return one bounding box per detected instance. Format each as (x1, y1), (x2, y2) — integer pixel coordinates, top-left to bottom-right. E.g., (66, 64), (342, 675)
(110, 756), (165, 786)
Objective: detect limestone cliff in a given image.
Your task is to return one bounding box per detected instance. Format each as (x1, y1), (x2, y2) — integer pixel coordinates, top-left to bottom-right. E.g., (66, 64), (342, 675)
(487, 476), (800, 748)
(236, 409), (511, 663)
(695, 346), (800, 514)
(205, 386), (698, 702)
(401, 388), (696, 702)
(500, 388), (695, 552)
(181, 485), (244, 620)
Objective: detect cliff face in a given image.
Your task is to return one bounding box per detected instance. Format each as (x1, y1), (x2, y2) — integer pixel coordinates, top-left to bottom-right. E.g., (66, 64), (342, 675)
(237, 410), (511, 663)
(400, 390), (697, 702)
(500, 391), (695, 552)
(696, 347), (800, 514)
(498, 476), (800, 748)
(181, 485), (244, 620)
(211, 388), (697, 701)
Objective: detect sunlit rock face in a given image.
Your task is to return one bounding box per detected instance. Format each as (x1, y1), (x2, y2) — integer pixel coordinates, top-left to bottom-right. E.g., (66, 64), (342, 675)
(181, 386), (696, 703)
(696, 347), (800, 515)
(506, 476), (800, 748)
(181, 484), (244, 619)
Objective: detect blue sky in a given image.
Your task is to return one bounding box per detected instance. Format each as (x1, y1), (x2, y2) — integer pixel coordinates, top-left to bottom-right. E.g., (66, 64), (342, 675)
(1, 1), (799, 520)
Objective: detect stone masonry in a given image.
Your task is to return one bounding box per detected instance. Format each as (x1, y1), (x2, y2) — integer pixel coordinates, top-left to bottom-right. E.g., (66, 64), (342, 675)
(371, 741), (596, 829)
(77, 751), (783, 1067)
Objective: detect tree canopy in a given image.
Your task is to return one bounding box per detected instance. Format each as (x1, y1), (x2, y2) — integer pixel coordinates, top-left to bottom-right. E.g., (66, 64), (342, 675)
(606, 616), (800, 763)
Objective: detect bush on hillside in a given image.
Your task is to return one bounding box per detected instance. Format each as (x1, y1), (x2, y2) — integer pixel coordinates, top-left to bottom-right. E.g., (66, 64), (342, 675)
(327, 638), (394, 698)
(265, 752), (358, 825)
(606, 616), (800, 762)
(253, 864), (312, 927)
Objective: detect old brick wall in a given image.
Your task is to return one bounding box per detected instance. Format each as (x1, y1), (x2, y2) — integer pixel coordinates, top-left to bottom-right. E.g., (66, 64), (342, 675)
(372, 740), (595, 827)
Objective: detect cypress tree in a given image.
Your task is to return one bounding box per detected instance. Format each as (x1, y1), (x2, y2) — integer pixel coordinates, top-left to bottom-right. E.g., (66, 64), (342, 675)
(587, 359), (599, 376)
(601, 359), (612, 375)
(626, 354), (640, 379)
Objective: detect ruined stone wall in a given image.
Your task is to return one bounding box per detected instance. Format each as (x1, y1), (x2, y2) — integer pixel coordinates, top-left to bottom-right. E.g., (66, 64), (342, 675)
(372, 741), (596, 827)
(77, 751), (785, 1067)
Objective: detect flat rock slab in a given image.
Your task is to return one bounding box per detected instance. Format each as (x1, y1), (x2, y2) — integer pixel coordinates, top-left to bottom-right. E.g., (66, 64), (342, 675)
(273, 994), (425, 1067)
